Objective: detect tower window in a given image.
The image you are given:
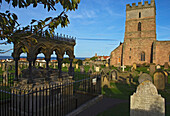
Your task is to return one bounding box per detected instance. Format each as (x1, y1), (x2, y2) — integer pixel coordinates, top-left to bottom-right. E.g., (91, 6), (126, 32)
(138, 22), (141, 31)
(141, 52), (145, 61)
(130, 48), (131, 51)
(129, 56), (131, 59)
(139, 12), (141, 18)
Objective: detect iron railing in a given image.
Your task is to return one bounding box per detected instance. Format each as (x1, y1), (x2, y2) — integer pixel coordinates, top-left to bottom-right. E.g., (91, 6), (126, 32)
(0, 73), (101, 116)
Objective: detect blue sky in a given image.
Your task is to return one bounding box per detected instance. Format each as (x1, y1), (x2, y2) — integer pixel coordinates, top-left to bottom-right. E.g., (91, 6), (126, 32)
(0, 0), (170, 58)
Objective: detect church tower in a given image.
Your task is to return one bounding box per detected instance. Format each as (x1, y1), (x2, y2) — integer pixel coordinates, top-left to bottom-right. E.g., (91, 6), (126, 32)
(123, 0), (156, 65)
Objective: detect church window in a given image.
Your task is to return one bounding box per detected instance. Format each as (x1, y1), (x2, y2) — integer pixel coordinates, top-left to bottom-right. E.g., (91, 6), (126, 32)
(129, 56), (131, 59)
(130, 48), (131, 51)
(141, 52), (145, 61)
(138, 22), (141, 31)
(139, 12), (141, 18)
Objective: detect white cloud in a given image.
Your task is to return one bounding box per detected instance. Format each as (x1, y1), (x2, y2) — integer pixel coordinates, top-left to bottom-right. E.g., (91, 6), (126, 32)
(68, 9), (97, 19)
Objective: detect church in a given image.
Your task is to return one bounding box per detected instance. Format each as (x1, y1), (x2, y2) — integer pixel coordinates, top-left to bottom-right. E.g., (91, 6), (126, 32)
(110, 0), (170, 66)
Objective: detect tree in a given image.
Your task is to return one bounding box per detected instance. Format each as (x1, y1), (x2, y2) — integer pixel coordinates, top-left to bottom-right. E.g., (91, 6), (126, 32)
(0, 0), (80, 52)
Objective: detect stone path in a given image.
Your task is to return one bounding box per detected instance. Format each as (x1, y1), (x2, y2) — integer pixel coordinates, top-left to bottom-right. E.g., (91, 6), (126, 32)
(77, 97), (128, 116)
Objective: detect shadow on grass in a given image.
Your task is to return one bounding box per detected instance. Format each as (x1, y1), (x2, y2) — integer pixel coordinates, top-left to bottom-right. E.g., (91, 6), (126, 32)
(102, 82), (137, 100)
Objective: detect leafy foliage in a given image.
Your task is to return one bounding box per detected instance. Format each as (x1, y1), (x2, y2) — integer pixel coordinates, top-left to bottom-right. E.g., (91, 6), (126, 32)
(0, 0), (80, 52)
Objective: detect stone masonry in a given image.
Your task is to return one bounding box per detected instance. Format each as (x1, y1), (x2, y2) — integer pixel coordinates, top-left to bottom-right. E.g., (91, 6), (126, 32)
(110, 0), (170, 66)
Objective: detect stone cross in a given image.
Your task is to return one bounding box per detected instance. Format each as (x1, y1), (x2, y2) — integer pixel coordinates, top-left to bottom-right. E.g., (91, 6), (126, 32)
(121, 65), (126, 72)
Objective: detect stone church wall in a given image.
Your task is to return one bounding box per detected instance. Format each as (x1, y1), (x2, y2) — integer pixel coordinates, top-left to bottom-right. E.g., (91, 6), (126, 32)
(110, 44), (123, 66)
(153, 41), (170, 65)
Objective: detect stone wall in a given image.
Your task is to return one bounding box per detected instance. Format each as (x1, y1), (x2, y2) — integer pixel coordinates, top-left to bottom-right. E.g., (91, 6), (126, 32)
(110, 44), (123, 66)
(153, 41), (170, 65)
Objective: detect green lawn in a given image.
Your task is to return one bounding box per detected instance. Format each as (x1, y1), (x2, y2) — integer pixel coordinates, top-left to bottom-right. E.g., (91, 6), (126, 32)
(102, 82), (137, 100)
(97, 103), (170, 116)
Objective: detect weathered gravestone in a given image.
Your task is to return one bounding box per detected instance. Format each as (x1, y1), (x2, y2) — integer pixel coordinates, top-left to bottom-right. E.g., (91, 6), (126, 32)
(62, 63), (66, 67)
(101, 75), (110, 88)
(138, 73), (153, 84)
(130, 80), (165, 116)
(95, 66), (100, 72)
(105, 63), (109, 67)
(154, 71), (165, 90)
(80, 66), (84, 73)
(76, 64), (79, 69)
(133, 63), (137, 70)
(163, 70), (168, 84)
(164, 62), (169, 69)
(156, 64), (161, 70)
(127, 74), (133, 84)
(3, 71), (8, 85)
(150, 64), (156, 75)
(110, 70), (117, 81)
(2, 63), (6, 71)
(88, 68), (93, 74)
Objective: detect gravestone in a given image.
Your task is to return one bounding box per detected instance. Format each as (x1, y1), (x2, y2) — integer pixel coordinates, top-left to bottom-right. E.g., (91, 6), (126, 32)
(156, 64), (161, 70)
(101, 75), (110, 88)
(164, 62), (169, 69)
(89, 63), (93, 68)
(133, 63), (137, 70)
(39, 62), (43, 67)
(95, 66), (100, 72)
(3, 71), (8, 85)
(163, 70), (168, 84)
(105, 63), (109, 68)
(130, 81), (165, 116)
(62, 63), (66, 67)
(88, 68), (93, 74)
(2, 63), (6, 71)
(150, 64), (156, 75)
(76, 64), (79, 69)
(138, 73), (153, 84)
(110, 70), (117, 81)
(154, 71), (165, 90)
(127, 74), (133, 84)
(80, 66), (84, 73)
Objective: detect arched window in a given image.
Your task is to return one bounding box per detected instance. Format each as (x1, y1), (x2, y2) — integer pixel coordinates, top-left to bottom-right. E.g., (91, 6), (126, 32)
(169, 54), (170, 62)
(138, 22), (141, 31)
(141, 52), (145, 61)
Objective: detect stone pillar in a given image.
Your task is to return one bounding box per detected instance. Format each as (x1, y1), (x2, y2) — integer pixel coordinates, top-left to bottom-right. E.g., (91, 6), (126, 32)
(33, 58), (36, 67)
(57, 58), (63, 78)
(69, 59), (74, 76)
(14, 57), (19, 81)
(45, 58), (50, 69)
(27, 58), (33, 83)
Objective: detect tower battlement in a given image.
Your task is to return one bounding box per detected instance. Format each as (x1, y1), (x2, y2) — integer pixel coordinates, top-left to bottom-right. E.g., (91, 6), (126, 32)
(126, 0), (155, 11)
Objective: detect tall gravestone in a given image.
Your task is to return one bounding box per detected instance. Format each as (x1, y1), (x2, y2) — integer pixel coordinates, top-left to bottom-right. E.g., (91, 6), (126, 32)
(164, 62), (169, 69)
(163, 71), (168, 84)
(133, 63), (137, 70)
(110, 70), (117, 81)
(138, 73), (153, 84)
(130, 81), (165, 116)
(80, 66), (84, 73)
(150, 64), (156, 75)
(154, 71), (165, 90)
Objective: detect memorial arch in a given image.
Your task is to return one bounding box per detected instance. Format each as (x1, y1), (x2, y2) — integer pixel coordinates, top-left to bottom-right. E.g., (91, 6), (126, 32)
(12, 34), (76, 81)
